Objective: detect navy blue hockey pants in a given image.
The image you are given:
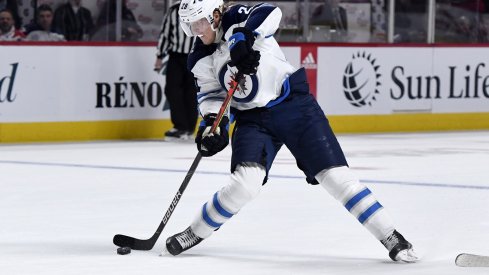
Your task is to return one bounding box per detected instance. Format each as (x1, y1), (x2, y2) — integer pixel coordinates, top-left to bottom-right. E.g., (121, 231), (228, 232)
(231, 68), (348, 184)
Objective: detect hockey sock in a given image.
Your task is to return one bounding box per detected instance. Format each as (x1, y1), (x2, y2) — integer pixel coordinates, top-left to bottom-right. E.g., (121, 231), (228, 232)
(191, 163), (266, 238)
(315, 166), (394, 240)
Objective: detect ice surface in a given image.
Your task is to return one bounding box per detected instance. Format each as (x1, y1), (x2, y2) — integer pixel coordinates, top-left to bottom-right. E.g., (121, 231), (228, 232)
(1, 131), (489, 274)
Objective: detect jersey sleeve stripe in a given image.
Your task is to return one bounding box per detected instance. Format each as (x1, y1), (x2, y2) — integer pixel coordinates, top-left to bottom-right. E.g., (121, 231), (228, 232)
(197, 89), (223, 100)
(198, 96), (226, 104)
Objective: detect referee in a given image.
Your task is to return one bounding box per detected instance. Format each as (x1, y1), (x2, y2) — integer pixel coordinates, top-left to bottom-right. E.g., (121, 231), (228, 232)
(155, 1), (197, 140)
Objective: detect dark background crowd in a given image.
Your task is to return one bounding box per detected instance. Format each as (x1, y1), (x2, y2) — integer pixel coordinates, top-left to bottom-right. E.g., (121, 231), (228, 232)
(0, 0), (144, 42)
(1, 0), (489, 43)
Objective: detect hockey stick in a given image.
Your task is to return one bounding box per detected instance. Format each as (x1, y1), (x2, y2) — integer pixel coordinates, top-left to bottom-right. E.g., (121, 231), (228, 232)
(455, 253), (489, 267)
(113, 72), (244, 251)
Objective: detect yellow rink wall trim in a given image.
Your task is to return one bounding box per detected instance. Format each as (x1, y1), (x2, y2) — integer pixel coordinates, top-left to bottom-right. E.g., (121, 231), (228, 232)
(0, 120), (174, 143)
(0, 113), (489, 143)
(328, 112), (489, 133)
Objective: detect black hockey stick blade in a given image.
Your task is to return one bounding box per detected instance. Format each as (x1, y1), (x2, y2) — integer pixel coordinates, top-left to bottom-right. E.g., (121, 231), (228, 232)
(113, 72), (244, 251)
(113, 234), (155, 251)
(456, 253), (489, 267)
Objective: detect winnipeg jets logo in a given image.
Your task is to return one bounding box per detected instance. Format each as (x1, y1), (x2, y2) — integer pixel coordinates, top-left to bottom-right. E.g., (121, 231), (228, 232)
(228, 75), (247, 96)
(219, 63), (258, 103)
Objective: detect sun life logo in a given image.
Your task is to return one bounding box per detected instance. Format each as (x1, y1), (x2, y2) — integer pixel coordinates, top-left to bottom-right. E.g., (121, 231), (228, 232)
(343, 52), (381, 107)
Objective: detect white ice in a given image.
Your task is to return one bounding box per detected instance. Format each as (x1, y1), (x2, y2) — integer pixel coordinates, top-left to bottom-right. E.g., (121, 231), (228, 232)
(1, 131), (489, 275)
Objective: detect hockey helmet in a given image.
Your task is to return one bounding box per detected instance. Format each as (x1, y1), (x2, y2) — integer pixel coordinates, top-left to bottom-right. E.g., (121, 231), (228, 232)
(179, 0), (224, 37)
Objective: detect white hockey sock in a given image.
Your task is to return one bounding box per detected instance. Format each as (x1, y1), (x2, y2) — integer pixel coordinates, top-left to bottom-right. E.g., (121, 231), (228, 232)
(316, 166), (394, 240)
(191, 163), (266, 239)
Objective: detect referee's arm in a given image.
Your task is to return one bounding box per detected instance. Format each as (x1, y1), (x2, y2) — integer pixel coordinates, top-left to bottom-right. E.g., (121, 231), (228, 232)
(157, 6), (175, 59)
(154, 6), (175, 71)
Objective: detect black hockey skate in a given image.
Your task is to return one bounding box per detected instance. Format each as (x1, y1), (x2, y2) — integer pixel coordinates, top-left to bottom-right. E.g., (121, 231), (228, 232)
(165, 227), (203, 256)
(164, 128), (192, 141)
(381, 230), (417, 262)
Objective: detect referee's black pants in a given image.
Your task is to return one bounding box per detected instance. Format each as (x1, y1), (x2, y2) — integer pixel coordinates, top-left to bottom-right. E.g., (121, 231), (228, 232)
(165, 52), (198, 133)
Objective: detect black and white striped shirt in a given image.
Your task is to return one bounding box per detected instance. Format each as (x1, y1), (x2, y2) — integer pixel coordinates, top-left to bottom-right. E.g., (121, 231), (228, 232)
(156, 2), (195, 58)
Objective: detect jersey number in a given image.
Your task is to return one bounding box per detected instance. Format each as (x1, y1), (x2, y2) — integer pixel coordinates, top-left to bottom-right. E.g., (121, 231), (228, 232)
(238, 7), (252, 14)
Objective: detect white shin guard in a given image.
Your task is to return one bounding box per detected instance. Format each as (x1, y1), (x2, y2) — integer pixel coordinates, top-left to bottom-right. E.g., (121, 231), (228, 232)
(315, 166), (394, 240)
(191, 163), (266, 239)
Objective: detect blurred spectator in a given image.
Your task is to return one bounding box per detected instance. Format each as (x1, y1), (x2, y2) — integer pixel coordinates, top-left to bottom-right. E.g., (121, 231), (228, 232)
(310, 0), (348, 41)
(436, 0), (487, 42)
(0, 0), (21, 29)
(25, 4), (65, 41)
(0, 8), (25, 41)
(449, 0), (485, 12)
(92, 0), (143, 42)
(53, 0), (94, 41)
(390, 0), (427, 42)
(450, 0), (487, 42)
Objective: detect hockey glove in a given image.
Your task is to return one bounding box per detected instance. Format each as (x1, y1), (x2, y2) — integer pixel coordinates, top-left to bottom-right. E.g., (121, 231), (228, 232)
(196, 114), (230, 157)
(228, 27), (261, 75)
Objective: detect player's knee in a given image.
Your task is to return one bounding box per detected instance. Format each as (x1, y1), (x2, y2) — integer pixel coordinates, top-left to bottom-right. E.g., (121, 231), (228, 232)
(315, 166), (364, 202)
(230, 162), (265, 201)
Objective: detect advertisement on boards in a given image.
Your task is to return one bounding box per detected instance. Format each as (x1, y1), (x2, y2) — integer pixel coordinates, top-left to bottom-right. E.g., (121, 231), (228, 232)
(317, 47), (489, 115)
(0, 46), (169, 123)
(2, 45), (489, 125)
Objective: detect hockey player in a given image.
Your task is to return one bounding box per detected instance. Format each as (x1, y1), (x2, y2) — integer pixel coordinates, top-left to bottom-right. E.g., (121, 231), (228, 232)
(164, 0), (419, 263)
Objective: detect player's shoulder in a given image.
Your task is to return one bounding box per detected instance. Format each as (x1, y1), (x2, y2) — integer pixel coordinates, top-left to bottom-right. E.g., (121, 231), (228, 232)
(221, 3), (278, 33)
(188, 38), (218, 71)
(221, 4), (250, 29)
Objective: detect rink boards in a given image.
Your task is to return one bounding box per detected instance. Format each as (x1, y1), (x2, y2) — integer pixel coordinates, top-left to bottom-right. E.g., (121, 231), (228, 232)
(1, 44), (488, 142)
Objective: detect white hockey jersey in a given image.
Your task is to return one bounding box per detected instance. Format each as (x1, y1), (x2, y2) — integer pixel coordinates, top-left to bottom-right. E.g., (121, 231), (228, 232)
(188, 3), (296, 116)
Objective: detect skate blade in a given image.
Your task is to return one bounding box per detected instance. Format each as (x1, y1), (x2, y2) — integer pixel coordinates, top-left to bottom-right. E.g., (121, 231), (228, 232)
(164, 136), (193, 143)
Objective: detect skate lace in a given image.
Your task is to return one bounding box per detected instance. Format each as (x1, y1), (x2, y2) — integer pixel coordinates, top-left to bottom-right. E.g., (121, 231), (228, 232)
(381, 232), (399, 251)
(175, 228), (201, 249)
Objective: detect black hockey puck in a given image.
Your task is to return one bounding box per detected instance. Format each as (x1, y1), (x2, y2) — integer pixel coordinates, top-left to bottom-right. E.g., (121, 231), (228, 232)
(117, 246), (131, 255)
